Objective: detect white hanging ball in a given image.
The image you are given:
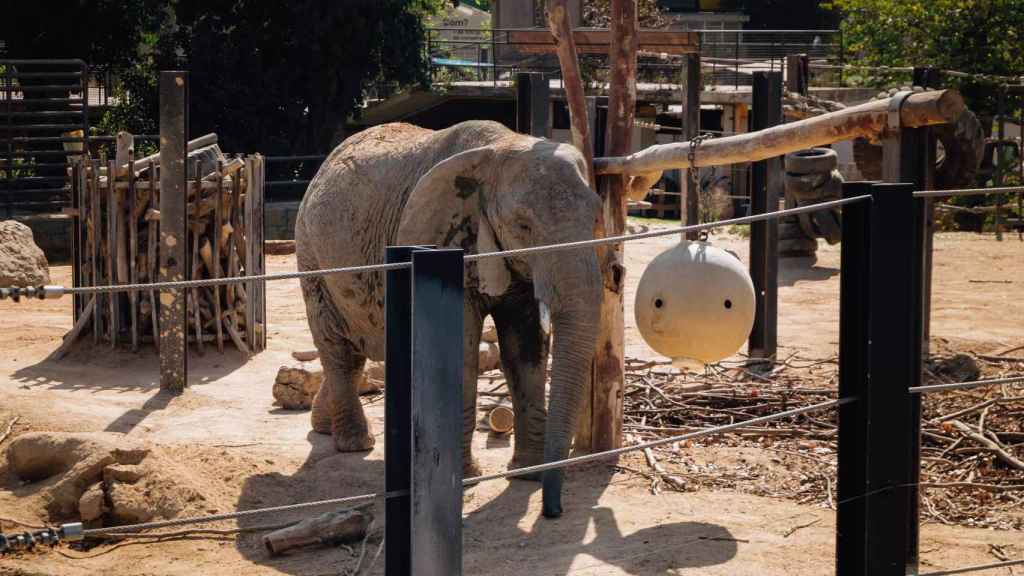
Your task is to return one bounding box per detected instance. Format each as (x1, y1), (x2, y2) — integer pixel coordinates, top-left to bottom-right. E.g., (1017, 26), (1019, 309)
(635, 240), (756, 366)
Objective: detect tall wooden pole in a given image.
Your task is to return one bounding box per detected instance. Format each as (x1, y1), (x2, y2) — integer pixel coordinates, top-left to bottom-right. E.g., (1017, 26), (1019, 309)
(584, 0), (639, 452)
(158, 71), (188, 392)
(546, 0), (595, 189)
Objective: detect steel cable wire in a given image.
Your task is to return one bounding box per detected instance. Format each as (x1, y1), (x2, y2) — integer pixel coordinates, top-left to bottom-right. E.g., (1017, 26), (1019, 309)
(3, 195), (870, 298)
(68, 398), (848, 537)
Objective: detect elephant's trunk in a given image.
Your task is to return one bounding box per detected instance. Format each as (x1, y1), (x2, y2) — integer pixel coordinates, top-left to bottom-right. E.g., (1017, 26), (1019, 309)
(537, 251), (602, 518)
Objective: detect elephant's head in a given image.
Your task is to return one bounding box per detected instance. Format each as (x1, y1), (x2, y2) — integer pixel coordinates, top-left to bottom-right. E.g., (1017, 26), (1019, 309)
(398, 136), (603, 518)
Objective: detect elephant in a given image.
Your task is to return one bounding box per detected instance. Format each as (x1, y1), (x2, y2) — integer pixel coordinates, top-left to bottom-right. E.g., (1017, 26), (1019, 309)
(295, 120), (603, 517)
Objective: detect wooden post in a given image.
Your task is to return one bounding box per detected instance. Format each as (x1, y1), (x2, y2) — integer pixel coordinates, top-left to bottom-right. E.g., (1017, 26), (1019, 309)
(584, 0), (639, 453)
(213, 160), (225, 353)
(158, 71), (189, 392)
(748, 71), (783, 363)
(682, 53), (701, 239)
(91, 158), (101, 344)
(546, 0), (595, 189)
(410, 248), (463, 576)
(127, 148), (139, 352)
(515, 72), (550, 138)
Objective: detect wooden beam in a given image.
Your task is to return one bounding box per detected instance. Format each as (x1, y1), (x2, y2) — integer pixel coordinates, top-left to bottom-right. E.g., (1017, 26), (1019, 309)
(507, 29), (698, 55)
(594, 90), (966, 175)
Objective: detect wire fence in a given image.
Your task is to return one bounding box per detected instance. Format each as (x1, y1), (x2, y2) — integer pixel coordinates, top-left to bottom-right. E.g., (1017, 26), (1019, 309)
(1, 184), (1021, 574)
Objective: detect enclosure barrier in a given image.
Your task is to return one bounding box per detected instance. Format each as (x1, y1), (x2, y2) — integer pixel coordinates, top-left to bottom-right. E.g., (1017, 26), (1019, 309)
(2, 184), (1021, 575)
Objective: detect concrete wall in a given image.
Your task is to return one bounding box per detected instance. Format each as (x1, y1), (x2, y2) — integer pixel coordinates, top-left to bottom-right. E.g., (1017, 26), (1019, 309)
(264, 201), (302, 241)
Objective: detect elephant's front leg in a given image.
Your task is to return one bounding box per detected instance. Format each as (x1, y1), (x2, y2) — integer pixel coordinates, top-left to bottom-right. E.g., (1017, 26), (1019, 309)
(463, 302), (484, 477)
(492, 288), (550, 477)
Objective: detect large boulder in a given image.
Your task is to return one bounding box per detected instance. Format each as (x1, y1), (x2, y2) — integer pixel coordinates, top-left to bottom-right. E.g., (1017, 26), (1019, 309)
(0, 220), (50, 286)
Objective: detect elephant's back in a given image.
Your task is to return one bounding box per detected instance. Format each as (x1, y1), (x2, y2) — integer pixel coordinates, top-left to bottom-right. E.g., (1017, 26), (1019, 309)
(296, 123), (437, 264)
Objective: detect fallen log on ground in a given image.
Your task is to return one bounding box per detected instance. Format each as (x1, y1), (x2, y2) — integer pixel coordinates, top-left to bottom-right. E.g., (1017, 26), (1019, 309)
(594, 89), (965, 175)
(263, 505), (372, 556)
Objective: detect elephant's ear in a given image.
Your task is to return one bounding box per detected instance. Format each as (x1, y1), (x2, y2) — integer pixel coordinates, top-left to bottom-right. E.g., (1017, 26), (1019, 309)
(397, 147), (511, 297)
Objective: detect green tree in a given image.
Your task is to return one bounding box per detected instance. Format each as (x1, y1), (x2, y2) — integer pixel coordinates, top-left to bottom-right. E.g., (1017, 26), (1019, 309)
(176, 0), (445, 154)
(827, 0), (1024, 115)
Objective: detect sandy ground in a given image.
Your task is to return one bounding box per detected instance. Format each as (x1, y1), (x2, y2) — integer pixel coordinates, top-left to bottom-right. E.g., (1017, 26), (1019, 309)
(0, 227), (1021, 575)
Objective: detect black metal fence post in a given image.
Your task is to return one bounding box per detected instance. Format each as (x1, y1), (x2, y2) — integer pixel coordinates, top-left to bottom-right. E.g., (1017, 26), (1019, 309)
(748, 71), (783, 363)
(515, 72), (550, 138)
(842, 182), (921, 576)
(836, 182), (873, 576)
(410, 248), (464, 576)
(384, 246), (420, 576)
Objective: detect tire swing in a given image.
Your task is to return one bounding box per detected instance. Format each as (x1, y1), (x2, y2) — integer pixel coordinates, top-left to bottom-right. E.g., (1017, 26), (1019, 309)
(635, 134), (755, 368)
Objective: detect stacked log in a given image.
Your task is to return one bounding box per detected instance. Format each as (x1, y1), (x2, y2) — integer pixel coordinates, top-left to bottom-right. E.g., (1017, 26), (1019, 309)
(69, 133), (266, 355)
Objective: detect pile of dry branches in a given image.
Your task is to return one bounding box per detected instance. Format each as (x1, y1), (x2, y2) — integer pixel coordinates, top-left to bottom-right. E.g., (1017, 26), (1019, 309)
(618, 348), (1024, 530)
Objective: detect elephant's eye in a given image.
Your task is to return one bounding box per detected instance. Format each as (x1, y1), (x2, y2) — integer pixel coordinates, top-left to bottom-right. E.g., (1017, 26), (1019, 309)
(516, 221), (532, 234)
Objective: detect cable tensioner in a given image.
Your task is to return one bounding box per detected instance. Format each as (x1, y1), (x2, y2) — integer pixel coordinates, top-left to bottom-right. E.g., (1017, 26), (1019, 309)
(0, 523), (82, 554)
(0, 285), (65, 302)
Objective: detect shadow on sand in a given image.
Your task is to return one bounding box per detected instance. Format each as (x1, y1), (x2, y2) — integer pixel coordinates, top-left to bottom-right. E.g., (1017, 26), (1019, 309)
(234, 432), (737, 575)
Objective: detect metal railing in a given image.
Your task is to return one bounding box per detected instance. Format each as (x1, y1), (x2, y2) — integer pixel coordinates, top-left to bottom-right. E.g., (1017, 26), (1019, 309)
(424, 27), (844, 91)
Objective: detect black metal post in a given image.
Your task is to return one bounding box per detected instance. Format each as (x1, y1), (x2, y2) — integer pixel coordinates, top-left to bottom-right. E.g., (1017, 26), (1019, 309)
(747, 71), (783, 362)
(410, 248), (464, 576)
(836, 182), (873, 576)
(515, 72), (550, 138)
(882, 88), (932, 572)
(158, 71), (189, 392)
(868, 183), (920, 575)
(384, 246), (418, 576)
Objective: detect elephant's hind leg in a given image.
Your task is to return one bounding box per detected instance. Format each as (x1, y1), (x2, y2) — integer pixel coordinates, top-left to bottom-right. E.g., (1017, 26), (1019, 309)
(463, 303), (484, 477)
(300, 275), (374, 452)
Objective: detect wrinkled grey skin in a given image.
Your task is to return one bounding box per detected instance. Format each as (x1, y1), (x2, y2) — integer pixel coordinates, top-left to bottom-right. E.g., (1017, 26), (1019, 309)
(295, 120), (602, 517)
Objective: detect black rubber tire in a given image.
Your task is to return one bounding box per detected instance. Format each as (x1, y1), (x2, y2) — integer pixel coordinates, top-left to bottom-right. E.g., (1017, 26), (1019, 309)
(785, 147), (838, 174)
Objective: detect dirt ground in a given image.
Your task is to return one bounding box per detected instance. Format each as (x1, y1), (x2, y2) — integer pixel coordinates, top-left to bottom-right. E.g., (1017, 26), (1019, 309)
(1, 225), (1022, 575)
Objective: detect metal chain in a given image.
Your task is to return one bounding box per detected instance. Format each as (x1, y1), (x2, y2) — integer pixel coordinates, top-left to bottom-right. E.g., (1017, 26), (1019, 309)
(688, 132), (714, 242)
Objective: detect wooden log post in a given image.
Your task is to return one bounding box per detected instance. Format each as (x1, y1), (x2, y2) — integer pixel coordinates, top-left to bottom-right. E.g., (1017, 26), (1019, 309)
(585, 0), (639, 454)
(748, 71), (783, 363)
(546, 0), (595, 189)
(682, 52), (701, 240)
(594, 90), (966, 175)
(158, 71), (189, 392)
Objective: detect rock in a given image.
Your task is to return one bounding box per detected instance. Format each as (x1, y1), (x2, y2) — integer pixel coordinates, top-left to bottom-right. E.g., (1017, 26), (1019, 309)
(292, 349), (319, 362)
(79, 483), (107, 522)
(0, 220), (50, 286)
(929, 353), (981, 383)
(107, 481), (155, 524)
(103, 463), (146, 484)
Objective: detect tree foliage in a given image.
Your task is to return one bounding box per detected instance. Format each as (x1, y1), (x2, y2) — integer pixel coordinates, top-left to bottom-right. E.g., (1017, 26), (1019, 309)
(826, 0), (1024, 114)
(3, 1), (444, 155)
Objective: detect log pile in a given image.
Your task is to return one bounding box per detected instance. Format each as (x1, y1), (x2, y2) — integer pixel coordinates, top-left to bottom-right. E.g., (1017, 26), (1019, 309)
(68, 132), (266, 355)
